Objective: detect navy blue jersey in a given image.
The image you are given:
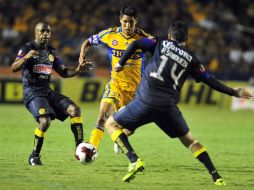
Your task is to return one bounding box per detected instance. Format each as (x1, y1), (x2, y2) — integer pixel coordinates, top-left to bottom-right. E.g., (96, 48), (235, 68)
(17, 41), (63, 88)
(134, 38), (208, 110)
(16, 41), (63, 103)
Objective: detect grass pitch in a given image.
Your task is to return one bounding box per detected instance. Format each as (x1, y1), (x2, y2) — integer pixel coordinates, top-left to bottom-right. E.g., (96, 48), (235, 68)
(0, 103), (254, 190)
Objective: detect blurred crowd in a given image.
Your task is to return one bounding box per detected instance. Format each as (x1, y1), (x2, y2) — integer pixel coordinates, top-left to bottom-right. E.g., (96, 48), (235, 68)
(0, 0), (254, 80)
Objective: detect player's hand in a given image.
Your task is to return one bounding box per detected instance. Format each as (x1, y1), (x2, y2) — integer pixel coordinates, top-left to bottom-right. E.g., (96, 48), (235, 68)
(235, 88), (253, 99)
(24, 50), (39, 59)
(76, 61), (93, 73)
(114, 62), (124, 72)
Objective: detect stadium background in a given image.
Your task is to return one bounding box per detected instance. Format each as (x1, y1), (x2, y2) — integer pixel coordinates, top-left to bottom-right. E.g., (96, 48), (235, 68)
(0, 1), (254, 190)
(1, 0), (254, 105)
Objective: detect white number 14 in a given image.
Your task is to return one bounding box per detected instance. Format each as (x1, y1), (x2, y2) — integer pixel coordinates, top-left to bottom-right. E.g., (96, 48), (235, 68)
(150, 55), (185, 89)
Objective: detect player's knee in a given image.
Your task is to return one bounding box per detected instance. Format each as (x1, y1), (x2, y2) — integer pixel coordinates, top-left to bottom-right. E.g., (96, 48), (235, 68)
(104, 116), (116, 130)
(179, 131), (197, 148)
(67, 104), (81, 117)
(38, 116), (51, 132)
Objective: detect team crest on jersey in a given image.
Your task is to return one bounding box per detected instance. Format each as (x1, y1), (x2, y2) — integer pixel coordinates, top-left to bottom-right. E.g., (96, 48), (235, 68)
(112, 39), (118, 46)
(39, 108), (46, 115)
(48, 54), (54, 62)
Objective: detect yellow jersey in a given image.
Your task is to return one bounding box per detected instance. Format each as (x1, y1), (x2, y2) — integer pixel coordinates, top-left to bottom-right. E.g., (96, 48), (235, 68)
(89, 27), (152, 91)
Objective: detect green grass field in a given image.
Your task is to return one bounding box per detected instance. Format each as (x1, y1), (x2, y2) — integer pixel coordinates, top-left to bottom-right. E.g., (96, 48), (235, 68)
(0, 103), (254, 190)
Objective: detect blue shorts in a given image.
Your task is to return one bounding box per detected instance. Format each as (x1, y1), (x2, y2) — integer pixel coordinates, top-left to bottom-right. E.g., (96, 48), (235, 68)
(113, 99), (189, 138)
(25, 90), (73, 122)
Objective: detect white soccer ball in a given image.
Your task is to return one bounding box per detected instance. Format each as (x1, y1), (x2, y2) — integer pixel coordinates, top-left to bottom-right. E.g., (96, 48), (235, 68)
(75, 142), (98, 164)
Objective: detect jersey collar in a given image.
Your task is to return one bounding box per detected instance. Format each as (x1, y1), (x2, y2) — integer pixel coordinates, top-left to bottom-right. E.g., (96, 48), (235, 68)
(119, 27), (137, 40)
(32, 41), (48, 50)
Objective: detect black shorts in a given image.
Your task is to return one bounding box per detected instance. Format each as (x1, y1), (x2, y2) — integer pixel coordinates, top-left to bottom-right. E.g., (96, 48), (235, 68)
(25, 90), (73, 122)
(113, 99), (189, 138)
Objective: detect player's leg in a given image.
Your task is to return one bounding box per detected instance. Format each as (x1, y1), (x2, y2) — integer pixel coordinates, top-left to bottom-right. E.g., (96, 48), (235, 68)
(26, 97), (55, 166)
(105, 116), (144, 182)
(113, 90), (136, 154)
(179, 132), (226, 186)
(89, 80), (120, 150)
(155, 106), (225, 185)
(49, 90), (84, 148)
(106, 116), (139, 162)
(29, 115), (51, 166)
(89, 100), (116, 149)
(105, 100), (152, 181)
(65, 103), (84, 147)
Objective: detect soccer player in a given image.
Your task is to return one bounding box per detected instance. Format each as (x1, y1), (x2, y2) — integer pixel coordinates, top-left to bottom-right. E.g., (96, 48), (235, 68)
(79, 5), (152, 151)
(11, 22), (92, 166)
(105, 21), (253, 184)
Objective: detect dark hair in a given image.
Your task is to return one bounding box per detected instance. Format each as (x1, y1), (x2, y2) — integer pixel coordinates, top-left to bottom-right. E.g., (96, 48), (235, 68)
(168, 21), (188, 43)
(120, 4), (138, 18)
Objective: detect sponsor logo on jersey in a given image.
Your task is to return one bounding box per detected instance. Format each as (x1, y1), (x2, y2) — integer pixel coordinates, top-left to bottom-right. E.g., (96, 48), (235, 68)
(112, 39), (118, 46)
(39, 108), (46, 114)
(48, 54), (54, 62)
(33, 64), (52, 75)
(112, 49), (142, 59)
(162, 40), (192, 62)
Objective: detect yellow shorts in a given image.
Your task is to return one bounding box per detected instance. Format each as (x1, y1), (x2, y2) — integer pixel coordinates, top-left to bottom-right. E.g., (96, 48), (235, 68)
(101, 79), (136, 111)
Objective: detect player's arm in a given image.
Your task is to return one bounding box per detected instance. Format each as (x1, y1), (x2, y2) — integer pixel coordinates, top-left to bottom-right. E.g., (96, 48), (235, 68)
(79, 29), (109, 65)
(191, 65), (252, 99)
(54, 56), (92, 78)
(11, 50), (39, 72)
(79, 38), (92, 65)
(204, 75), (252, 99)
(115, 38), (156, 72)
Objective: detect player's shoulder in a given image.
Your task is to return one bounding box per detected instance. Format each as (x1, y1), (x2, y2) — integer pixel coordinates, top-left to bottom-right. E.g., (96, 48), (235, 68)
(47, 44), (56, 51)
(21, 41), (35, 49)
(107, 27), (119, 33)
(98, 27), (119, 37)
(136, 28), (152, 38)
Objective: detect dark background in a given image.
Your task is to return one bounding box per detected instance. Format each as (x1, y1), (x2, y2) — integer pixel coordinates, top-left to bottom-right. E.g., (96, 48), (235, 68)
(1, 0), (254, 80)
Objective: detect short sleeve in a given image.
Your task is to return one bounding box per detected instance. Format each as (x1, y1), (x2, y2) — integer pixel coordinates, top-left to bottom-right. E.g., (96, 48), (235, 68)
(16, 45), (30, 59)
(89, 28), (111, 45)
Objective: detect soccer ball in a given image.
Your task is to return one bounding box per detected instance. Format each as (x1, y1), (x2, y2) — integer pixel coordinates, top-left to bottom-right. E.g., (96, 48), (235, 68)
(75, 142), (98, 164)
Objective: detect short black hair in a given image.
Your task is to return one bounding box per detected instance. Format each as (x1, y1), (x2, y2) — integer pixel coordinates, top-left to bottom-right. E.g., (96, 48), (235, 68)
(168, 21), (188, 43)
(120, 4), (138, 18)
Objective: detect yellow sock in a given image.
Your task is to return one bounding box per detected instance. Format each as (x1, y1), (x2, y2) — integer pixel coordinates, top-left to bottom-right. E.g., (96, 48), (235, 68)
(89, 128), (104, 149)
(193, 147), (207, 158)
(110, 129), (124, 141)
(111, 129), (133, 154)
(35, 128), (45, 137)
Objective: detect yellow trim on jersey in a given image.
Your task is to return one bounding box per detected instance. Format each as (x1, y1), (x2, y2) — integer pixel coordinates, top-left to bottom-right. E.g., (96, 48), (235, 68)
(111, 129), (124, 142)
(193, 147), (207, 158)
(35, 128), (45, 137)
(101, 98), (117, 111)
(70, 117), (83, 124)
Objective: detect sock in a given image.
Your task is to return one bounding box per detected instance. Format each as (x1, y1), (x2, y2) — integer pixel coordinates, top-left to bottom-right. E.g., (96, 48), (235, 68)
(194, 147), (221, 182)
(33, 128), (45, 157)
(70, 117), (84, 147)
(89, 126), (104, 149)
(111, 129), (138, 163)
